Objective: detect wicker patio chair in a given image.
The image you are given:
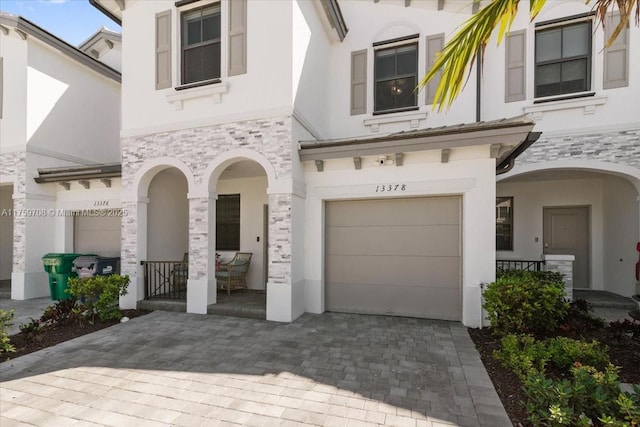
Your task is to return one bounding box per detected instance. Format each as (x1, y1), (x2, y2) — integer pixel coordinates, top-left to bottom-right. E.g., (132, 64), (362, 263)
(215, 252), (252, 295)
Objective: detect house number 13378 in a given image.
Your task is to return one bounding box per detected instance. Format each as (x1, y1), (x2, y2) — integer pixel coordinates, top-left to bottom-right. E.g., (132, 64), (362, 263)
(375, 184), (406, 192)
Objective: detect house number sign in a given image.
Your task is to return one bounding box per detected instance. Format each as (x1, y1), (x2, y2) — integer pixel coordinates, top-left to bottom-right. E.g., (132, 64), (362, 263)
(375, 184), (406, 193)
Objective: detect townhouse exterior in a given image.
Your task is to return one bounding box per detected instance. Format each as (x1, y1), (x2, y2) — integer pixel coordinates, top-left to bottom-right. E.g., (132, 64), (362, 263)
(0, 12), (122, 300)
(1, 0), (638, 327)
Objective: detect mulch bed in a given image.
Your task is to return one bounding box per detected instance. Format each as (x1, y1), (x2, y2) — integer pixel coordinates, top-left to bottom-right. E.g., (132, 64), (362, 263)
(469, 322), (640, 427)
(2, 309), (150, 362)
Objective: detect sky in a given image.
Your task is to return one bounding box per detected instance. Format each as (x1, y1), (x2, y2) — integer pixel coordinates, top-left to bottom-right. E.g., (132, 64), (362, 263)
(0, 0), (121, 46)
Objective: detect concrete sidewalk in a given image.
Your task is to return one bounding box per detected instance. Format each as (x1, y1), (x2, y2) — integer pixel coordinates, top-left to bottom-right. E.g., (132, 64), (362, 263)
(1, 311), (511, 426)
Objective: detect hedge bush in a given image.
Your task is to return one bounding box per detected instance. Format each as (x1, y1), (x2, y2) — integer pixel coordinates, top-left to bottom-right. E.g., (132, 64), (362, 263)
(524, 364), (640, 426)
(494, 334), (610, 381)
(0, 309), (15, 354)
(483, 270), (569, 336)
(66, 274), (129, 322)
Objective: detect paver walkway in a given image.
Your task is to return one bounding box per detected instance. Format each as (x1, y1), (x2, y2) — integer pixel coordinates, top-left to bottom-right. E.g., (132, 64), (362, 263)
(1, 312), (511, 426)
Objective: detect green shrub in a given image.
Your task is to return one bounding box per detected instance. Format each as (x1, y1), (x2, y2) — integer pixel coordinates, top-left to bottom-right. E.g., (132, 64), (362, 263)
(19, 317), (44, 344)
(494, 335), (610, 381)
(493, 334), (548, 380)
(483, 270), (569, 336)
(0, 309), (15, 354)
(545, 337), (609, 372)
(523, 364), (640, 426)
(66, 274), (130, 322)
(40, 298), (77, 326)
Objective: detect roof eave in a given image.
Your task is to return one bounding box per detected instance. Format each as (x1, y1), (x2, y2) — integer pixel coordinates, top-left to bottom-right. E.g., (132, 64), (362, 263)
(34, 164), (122, 183)
(0, 13), (121, 83)
(299, 122), (536, 162)
(89, 0), (123, 26)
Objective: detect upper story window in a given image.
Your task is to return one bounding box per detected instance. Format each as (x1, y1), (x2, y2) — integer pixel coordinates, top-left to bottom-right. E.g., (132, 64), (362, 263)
(535, 20), (592, 98)
(181, 4), (221, 85)
(374, 41), (418, 113)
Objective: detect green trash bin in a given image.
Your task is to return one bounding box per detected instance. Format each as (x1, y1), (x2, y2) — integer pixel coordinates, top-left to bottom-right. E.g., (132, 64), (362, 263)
(42, 253), (95, 300)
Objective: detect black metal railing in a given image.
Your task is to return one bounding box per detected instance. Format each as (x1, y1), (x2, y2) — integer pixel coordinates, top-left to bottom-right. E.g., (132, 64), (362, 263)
(141, 260), (188, 300)
(496, 259), (545, 272)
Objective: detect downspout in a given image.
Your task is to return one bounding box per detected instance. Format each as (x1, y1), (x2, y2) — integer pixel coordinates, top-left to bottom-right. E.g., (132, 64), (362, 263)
(496, 132), (542, 175)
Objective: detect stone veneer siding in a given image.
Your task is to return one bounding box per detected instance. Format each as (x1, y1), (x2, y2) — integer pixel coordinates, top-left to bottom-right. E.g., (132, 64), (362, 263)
(120, 116), (293, 286)
(0, 151), (26, 272)
(517, 129), (640, 169)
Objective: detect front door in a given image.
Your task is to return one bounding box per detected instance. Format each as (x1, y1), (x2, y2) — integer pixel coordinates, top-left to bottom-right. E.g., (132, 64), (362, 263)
(543, 206), (590, 288)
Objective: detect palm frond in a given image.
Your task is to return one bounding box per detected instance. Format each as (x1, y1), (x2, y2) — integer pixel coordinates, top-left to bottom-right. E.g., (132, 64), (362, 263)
(420, 0), (638, 111)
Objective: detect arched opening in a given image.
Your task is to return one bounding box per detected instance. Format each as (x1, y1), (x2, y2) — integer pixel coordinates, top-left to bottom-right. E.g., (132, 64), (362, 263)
(497, 167), (640, 298)
(142, 167), (189, 301)
(207, 158), (270, 318)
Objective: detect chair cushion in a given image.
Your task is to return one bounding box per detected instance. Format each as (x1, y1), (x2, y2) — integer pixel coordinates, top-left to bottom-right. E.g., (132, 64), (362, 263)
(215, 271), (229, 279)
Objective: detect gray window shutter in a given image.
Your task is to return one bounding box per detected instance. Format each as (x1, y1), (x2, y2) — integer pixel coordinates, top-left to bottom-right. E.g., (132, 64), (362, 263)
(425, 33), (444, 105)
(604, 11), (629, 89)
(350, 49), (367, 115)
(228, 0), (247, 76)
(505, 30), (526, 102)
(155, 10), (172, 90)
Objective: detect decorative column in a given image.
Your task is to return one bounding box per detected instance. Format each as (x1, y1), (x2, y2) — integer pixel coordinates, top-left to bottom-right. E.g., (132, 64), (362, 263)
(544, 254), (575, 301)
(266, 192), (293, 322)
(186, 194), (216, 314)
(119, 199), (144, 309)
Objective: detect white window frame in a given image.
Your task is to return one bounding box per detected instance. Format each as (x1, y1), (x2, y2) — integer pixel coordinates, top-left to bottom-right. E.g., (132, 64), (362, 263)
(174, 0), (227, 90)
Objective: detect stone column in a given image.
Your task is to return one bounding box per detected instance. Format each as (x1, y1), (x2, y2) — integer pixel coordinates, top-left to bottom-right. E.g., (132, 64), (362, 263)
(186, 195), (216, 314)
(119, 199), (143, 309)
(266, 192), (293, 322)
(544, 254), (575, 301)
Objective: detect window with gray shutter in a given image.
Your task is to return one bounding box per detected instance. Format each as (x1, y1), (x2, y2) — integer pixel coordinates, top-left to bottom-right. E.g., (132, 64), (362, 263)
(505, 30), (526, 102)
(228, 0), (247, 76)
(603, 11), (629, 89)
(350, 49), (367, 115)
(425, 34), (444, 105)
(155, 10), (172, 90)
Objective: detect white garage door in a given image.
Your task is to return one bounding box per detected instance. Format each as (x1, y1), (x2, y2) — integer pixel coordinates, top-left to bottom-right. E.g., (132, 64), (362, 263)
(74, 214), (121, 257)
(325, 196), (462, 321)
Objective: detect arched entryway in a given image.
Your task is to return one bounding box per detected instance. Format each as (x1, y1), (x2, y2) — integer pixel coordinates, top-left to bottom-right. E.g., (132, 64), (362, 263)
(497, 161), (640, 297)
(204, 151), (275, 319)
(120, 158), (195, 309)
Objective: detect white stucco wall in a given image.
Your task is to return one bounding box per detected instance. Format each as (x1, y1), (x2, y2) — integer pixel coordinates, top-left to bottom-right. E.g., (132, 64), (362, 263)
(0, 185), (13, 281)
(0, 29), (28, 150)
(324, 0), (477, 140)
(303, 146), (497, 328)
(497, 178), (605, 290)
(120, 0), (294, 135)
(147, 168), (189, 261)
(25, 39), (120, 164)
(216, 175), (268, 291)
(482, 1), (640, 133)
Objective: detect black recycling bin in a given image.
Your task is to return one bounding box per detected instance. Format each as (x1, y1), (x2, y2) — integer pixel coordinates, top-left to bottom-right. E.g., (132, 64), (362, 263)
(73, 256), (121, 278)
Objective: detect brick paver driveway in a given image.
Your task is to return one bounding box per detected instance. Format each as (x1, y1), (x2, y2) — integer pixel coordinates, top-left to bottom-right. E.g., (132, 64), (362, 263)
(0, 312), (511, 427)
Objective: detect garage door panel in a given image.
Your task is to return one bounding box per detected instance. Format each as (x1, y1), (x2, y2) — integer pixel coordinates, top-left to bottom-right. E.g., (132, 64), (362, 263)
(326, 282), (461, 321)
(75, 215), (121, 257)
(325, 197), (462, 321)
(326, 197), (460, 227)
(326, 225), (460, 257)
(326, 255), (460, 287)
